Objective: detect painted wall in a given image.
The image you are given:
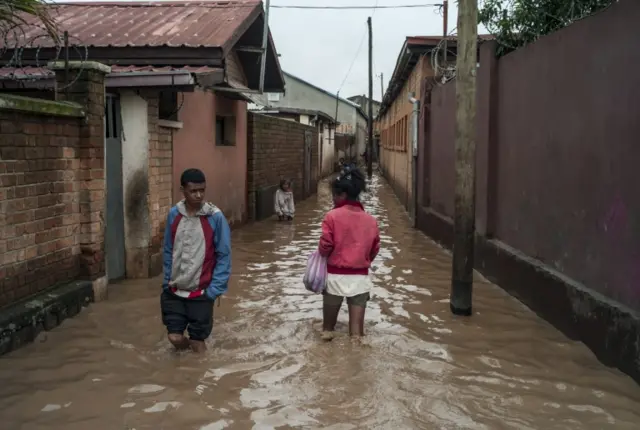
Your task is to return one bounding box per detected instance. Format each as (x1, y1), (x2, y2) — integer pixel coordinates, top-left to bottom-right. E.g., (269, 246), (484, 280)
(420, 0), (640, 310)
(120, 91), (151, 278)
(173, 90), (248, 227)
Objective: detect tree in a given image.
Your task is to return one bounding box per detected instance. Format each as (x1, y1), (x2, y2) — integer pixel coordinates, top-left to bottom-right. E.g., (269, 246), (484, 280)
(0, 0), (59, 43)
(479, 0), (617, 55)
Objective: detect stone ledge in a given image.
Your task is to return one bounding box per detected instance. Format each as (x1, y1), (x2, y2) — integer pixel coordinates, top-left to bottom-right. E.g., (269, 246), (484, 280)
(0, 93), (85, 117)
(0, 280), (93, 356)
(48, 60), (112, 74)
(158, 119), (183, 129)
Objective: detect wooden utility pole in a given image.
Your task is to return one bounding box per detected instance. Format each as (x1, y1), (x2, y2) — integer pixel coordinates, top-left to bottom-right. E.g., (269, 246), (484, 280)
(379, 73), (384, 99)
(367, 16), (373, 179)
(450, 0), (478, 316)
(442, 0), (449, 71)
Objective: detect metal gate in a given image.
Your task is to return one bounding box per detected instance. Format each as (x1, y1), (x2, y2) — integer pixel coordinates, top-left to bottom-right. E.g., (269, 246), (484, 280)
(105, 94), (126, 281)
(304, 130), (312, 196)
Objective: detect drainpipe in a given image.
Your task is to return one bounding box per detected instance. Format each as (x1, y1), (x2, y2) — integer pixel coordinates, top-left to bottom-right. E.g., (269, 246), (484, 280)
(259, 0), (271, 93)
(409, 92), (420, 227)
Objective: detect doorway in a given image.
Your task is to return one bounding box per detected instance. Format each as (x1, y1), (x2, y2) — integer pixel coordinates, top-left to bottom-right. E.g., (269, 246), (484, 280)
(304, 130), (312, 196)
(104, 94), (126, 281)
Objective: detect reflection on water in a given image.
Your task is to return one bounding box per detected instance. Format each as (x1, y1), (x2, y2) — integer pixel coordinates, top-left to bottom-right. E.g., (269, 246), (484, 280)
(0, 176), (639, 429)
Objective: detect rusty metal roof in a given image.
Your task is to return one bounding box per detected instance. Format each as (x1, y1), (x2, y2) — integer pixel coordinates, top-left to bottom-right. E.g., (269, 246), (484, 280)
(0, 65), (221, 79)
(4, 1), (262, 50)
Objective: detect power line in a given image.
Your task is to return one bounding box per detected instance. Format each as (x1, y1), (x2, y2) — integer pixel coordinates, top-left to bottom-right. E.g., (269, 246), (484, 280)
(338, 0), (379, 97)
(337, 24), (367, 94)
(272, 4), (442, 10)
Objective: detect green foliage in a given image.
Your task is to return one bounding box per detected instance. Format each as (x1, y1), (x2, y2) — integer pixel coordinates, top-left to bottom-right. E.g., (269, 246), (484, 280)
(478, 0), (617, 55)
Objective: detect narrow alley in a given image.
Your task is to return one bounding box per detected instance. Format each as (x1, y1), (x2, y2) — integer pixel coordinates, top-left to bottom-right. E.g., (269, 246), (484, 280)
(0, 177), (639, 430)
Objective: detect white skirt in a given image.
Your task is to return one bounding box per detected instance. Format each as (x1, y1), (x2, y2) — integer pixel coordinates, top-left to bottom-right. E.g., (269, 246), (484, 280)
(325, 273), (374, 297)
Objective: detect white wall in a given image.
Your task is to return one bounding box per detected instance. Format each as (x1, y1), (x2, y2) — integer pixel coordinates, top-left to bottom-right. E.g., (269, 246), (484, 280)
(120, 91), (150, 258)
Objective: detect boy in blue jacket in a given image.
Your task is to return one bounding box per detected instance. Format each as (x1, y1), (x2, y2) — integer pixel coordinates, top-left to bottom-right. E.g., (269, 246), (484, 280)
(161, 168), (231, 353)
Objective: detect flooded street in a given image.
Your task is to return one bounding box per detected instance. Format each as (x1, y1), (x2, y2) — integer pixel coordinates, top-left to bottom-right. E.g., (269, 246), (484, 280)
(1, 176), (639, 430)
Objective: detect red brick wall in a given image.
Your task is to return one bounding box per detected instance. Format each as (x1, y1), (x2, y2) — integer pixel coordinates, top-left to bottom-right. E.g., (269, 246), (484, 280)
(146, 94), (174, 275)
(247, 113), (318, 220)
(0, 112), (84, 307)
(0, 67), (107, 309)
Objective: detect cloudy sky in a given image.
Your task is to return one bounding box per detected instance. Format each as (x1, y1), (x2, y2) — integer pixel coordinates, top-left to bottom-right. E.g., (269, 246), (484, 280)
(267, 0), (462, 101)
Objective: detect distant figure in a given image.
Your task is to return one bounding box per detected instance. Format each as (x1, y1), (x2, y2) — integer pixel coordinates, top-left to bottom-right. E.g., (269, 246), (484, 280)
(362, 149), (368, 166)
(275, 179), (295, 221)
(161, 168), (231, 353)
(318, 167), (380, 340)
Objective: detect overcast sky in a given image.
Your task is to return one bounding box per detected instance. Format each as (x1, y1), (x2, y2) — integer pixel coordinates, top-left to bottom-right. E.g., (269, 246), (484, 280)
(268, 0), (461, 101)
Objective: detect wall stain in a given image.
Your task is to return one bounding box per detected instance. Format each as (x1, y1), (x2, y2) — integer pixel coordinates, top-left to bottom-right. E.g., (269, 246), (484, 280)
(125, 169), (149, 235)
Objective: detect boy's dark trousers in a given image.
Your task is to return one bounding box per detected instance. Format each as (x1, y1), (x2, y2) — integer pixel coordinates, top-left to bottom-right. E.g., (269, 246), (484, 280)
(160, 290), (214, 341)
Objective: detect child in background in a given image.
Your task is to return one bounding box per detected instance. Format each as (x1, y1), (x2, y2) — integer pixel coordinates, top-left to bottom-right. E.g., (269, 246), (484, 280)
(317, 167), (380, 340)
(275, 179), (295, 221)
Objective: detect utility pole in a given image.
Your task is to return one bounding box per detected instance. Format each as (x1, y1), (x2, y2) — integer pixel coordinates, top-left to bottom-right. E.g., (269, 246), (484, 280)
(450, 0), (478, 316)
(259, 0), (271, 93)
(379, 73), (384, 99)
(367, 16), (373, 179)
(442, 0), (449, 72)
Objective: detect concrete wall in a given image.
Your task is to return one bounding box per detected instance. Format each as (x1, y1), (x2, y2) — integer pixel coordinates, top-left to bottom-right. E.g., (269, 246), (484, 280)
(118, 91), (174, 278)
(120, 92), (151, 278)
(173, 90), (248, 228)
(415, 0), (640, 383)
(247, 113), (319, 221)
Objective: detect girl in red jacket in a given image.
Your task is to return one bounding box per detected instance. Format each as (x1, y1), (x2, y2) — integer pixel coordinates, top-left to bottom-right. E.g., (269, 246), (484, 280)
(318, 168), (380, 340)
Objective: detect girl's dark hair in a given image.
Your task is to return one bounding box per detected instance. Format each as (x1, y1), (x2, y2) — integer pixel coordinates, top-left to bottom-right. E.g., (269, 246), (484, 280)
(280, 179), (290, 190)
(332, 166), (366, 200)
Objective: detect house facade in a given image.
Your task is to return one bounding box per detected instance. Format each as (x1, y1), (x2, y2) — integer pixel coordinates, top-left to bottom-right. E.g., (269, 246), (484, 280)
(377, 37), (444, 213)
(251, 72), (368, 167)
(0, 1), (284, 283)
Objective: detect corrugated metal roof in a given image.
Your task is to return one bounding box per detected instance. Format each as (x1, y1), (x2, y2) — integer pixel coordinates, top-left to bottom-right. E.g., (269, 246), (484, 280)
(0, 65), (221, 79)
(3, 1), (261, 49)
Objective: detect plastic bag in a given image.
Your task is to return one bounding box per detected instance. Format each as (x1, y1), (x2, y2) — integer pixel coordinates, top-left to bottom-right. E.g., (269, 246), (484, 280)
(303, 251), (327, 294)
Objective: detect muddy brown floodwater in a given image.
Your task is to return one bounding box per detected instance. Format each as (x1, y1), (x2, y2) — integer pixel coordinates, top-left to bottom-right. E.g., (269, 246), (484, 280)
(1, 176), (640, 430)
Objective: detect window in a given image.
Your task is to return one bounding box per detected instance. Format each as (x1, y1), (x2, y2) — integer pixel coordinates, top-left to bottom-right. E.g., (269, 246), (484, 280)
(216, 115), (236, 146)
(159, 91), (179, 121)
(267, 92), (281, 102)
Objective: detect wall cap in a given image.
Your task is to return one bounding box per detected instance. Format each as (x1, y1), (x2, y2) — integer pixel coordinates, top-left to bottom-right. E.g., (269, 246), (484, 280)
(0, 93), (85, 117)
(47, 60), (112, 74)
(158, 119), (183, 129)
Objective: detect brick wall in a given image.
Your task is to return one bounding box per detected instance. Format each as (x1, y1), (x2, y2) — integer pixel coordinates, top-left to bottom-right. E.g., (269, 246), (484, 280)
(247, 113), (318, 220)
(146, 94), (173, 275)
(0, 64), (107, 308)
(0, 112), (83, 308)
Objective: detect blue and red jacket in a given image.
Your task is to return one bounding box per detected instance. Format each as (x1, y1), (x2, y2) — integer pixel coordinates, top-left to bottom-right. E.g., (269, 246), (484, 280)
(162, 201), (231, 300)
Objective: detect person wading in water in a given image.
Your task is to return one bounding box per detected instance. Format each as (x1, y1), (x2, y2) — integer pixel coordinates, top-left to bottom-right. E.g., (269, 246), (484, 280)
(160, 168), (232, 353)
(317, 167), (380, 340)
